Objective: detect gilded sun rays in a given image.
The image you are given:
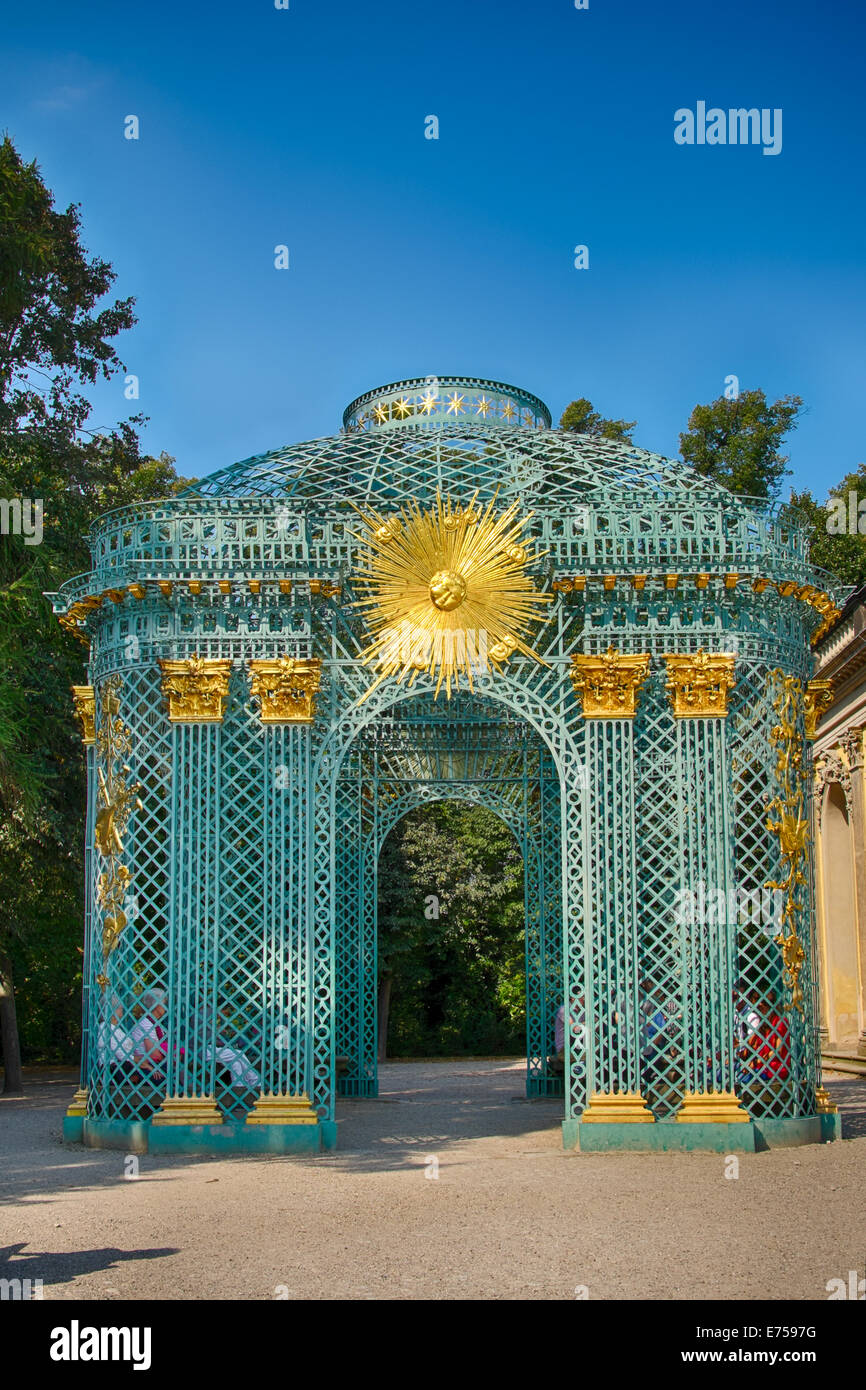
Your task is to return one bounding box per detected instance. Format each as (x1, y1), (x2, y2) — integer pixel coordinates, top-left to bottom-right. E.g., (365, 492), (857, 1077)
(351, 490), (551, 699)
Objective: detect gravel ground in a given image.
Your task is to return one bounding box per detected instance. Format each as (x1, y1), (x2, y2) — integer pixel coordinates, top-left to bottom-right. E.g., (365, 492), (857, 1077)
(1, 1061), (864, 1301)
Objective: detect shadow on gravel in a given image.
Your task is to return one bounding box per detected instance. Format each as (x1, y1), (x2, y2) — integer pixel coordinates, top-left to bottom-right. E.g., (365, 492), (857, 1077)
(326, 1060), (563, 1170)
(1, 1240), (179, 1291)
(826, 1078), (866, 1139)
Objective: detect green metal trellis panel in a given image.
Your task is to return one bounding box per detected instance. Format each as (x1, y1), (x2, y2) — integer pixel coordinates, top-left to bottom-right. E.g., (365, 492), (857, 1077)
(55, 376), (835, 1150)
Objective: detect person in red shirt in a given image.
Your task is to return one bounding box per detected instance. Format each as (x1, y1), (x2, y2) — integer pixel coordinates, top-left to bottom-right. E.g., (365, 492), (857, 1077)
(757, 991), (790, 1081)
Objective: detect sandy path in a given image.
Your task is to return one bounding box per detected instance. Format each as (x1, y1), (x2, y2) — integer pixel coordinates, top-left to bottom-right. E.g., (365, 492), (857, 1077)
(1, 1061), (864, 1301)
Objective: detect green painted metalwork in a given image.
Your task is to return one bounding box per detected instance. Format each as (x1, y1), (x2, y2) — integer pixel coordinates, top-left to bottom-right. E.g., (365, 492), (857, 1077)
(49, 376), (840, 1150)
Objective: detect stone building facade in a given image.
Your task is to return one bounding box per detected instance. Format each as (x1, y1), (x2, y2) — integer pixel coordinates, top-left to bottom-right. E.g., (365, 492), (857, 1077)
(812, 586), (866, 1060)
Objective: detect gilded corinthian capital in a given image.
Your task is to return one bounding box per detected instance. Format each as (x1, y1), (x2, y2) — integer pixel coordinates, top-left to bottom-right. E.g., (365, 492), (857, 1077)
(71, 685), (96, 744)
(664, 650), (736, 718)
(569, 646), (651, 718)
(250, 656), (323, 723)
(804, 679), (833, 740)
(159, 655), (233, 723)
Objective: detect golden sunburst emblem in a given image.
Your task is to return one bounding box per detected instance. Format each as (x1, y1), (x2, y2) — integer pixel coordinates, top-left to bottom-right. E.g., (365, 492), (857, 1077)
(352, 491), (551, 699)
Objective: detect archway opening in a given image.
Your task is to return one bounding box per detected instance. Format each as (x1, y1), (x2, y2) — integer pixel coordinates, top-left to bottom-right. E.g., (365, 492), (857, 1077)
(330, 686), (566, 1107)
(377, 800), (526, 1062)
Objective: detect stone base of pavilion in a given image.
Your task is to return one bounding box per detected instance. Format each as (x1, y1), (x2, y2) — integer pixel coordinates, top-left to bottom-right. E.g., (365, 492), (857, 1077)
(562, 1113), (841, 1152)
(63, 1116), (339, 1154)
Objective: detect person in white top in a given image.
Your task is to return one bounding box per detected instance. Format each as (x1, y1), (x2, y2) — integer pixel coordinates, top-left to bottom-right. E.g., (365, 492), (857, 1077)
(95, 994), (136, 1067)
(553, 995), (587, 1067)
(195, 1003), (260, 1091)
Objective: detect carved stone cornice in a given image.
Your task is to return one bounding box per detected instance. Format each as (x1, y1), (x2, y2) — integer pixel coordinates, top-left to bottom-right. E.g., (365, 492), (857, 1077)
(250, 657), (323, 724)
(159, 655), (233, 723)
(71, 685), (96, 744)
(569, 646), (651, 719)
(804, 679), (834, 739)
(663, 650), (736, 718)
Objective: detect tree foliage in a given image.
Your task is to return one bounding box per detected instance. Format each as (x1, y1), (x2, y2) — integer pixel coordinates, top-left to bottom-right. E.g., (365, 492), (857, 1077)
(0, 134), (135, 435)
(0, 136), (187, 1083)
(558, 397), (635, 442)
(781, 463), (866, 591)
(377, 803), (525, 1056)
(679, 390), (803, 501)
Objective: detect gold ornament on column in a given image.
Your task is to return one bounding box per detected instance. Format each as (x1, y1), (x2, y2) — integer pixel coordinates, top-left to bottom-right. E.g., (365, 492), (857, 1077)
(804, 679), (833, 739)
(569, 647), (651, 718)
(159, 655), (233, 722)
(675, 1090), (750, 1123)
(250, 657), (323, 723)
(93, 676), (142, 988)
(765, 669), (810, 1013)
(664, 649), (736, 718)
(71, 685), (96, 744)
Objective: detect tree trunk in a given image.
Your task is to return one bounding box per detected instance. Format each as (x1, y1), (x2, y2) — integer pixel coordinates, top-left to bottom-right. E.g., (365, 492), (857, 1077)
(0, 955), (24, 1094)
(377, 973), (392, 1063)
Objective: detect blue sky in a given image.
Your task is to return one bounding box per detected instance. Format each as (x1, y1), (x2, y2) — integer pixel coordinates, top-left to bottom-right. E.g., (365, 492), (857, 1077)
(2, 0), (864, 494)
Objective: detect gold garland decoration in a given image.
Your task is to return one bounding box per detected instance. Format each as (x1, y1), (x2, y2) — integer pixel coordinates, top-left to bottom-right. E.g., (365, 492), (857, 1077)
(765, 669), (809, 1013)
(94, 676), (142, 991)
(351, 490), (551, 699)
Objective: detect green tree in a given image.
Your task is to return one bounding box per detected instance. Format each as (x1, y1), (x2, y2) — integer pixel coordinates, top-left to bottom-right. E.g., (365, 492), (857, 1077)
(378, 803), (525, 1058)
(0, 136), (185, 1091)
(679, 389), (803, 501)
(559, 397), (636, 442)
(782, 463), (866, 590)
(0, 134), (135, 435)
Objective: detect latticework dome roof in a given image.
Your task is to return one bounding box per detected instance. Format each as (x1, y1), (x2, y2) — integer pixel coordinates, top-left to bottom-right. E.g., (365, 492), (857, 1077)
(186, 376), (737, 511)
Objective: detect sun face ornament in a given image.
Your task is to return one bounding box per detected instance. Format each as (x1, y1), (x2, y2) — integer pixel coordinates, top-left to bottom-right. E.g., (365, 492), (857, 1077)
(351, 490), (551, 699)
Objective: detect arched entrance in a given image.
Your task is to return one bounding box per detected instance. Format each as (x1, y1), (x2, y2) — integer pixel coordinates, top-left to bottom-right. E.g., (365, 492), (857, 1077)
(327, 689), (567, 1104)
(375, 800), (526, 1064)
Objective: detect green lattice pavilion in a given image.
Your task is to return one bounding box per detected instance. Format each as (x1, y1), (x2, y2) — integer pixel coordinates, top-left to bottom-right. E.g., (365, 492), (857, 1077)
(52, 376), (842, 1153)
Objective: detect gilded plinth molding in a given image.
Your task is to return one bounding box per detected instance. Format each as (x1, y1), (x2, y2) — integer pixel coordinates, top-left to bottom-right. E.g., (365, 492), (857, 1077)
(159, 655), (232, 723)
(580, 1091), (655, 1123)
(804, 679), (833, 739)
(65, 1087), (89, 1118)
(151, 1095), (224, 1126)
(245, 1092), (318, 1125)
(675, 1090), (750, 1123)
(249, 657), (323, 724)
(815, 1086), (838, 1115)
(569, 647), (651, 719)
(664, 649), (736, 718)
(71, 686), (96, 744)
